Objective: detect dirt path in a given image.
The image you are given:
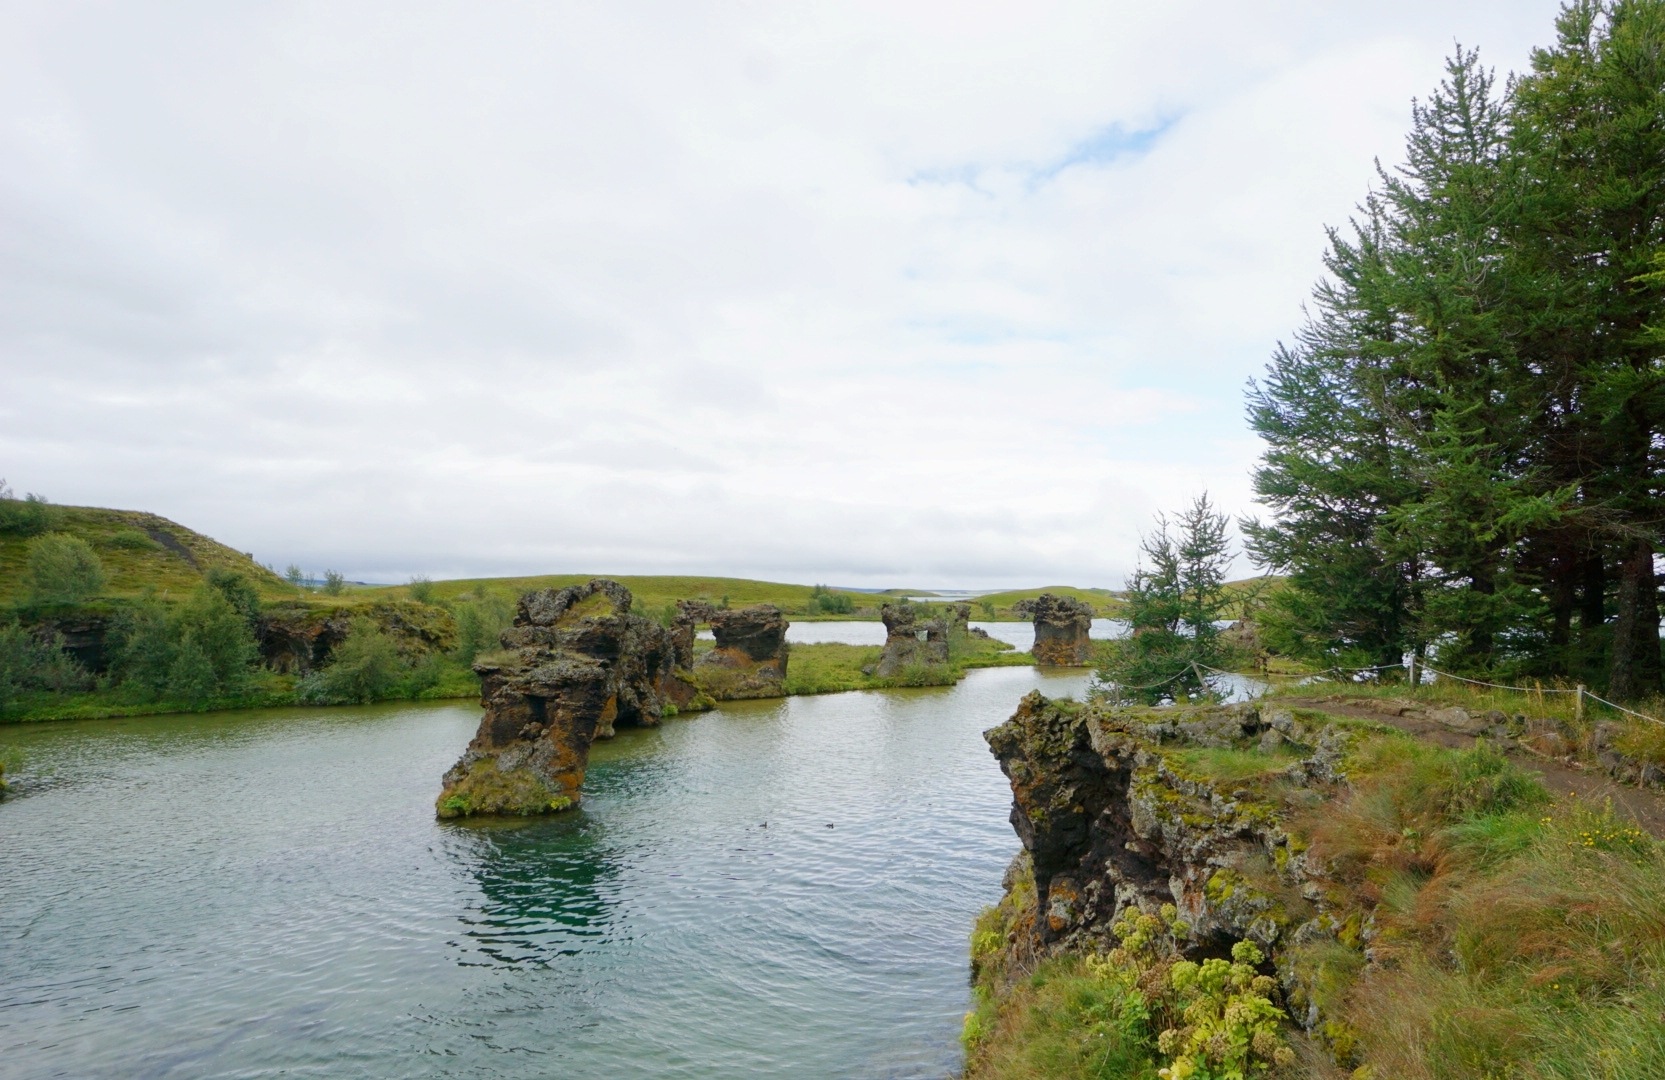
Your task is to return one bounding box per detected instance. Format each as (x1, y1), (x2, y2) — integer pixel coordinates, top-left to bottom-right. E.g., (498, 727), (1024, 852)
(1279, 696), (1665, 839)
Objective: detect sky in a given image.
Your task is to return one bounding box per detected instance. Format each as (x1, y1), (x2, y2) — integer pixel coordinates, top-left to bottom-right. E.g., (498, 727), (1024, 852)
(1, 1), (1567, 589)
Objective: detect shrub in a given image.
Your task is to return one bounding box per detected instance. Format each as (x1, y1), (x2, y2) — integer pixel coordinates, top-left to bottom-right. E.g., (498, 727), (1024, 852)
(284, 564), (305, 588)
(0, 622), (92, 710)
(321, 569), (346, 596)
(24, 533), (107, 604)
(808, 585), (855, 615)
(0, 487), (61, 536)
(205, 568), (262, 627)
(108, 528), (157, 550)
(451, 590), (515, 664)
(297, 618), (406, 704)
(110, 585), (259, 703)
(408, 575), (436, 604)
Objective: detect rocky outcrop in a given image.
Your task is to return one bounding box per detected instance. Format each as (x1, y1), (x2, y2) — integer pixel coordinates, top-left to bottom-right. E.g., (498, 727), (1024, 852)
(984, 694), (1358, 1030)
(436, 579), (676, 819)
(874, 603), (951, 677)
(257, 600), (457, 674)
(689, 604), (789, 699)
(28, 613), (115, 672)
(1028, 593), (1094, 666)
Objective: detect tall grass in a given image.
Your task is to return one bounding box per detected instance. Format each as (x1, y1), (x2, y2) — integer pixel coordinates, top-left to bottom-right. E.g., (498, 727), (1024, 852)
(1298, 733), (1665, 1078)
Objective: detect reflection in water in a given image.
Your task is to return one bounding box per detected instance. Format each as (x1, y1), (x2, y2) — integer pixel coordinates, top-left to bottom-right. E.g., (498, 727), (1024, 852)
(450, 814), (623, 965)
(0, 669), (1097, 1080)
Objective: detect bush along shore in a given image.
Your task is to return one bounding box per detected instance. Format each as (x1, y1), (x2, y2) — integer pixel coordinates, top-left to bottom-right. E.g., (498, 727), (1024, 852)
(967, 691), (1665, 1079)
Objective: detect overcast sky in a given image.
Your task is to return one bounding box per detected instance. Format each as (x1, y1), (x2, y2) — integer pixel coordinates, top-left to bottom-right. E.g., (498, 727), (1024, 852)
(2, 1), (1565, 588)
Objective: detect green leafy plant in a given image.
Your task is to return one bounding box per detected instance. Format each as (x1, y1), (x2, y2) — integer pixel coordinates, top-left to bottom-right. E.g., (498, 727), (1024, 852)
(1157, 941), (1292, 1079)
(108, 528), (158, 550)
(23, 533), (107, 605)
(297, 618), (407, 704)
(205, 568), (262, 627)
(0, 483), (61, 536)
(0, 622), (92, 710)
(450, 590), (515, 664)
(110, 585), (260, 704)
(408, 575), (436, 604)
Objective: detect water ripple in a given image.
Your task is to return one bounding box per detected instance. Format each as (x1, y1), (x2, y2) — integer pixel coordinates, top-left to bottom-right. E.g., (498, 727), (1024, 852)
(0, 667), (1093, 1079)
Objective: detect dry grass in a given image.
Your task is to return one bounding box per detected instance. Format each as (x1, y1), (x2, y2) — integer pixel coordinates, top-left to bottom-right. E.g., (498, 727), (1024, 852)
(1290, 732), (1665, 1078)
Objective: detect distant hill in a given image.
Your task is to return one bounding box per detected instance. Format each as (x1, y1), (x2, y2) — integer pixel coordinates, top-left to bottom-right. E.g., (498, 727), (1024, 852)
(971, 586), (1124, 618)
(354, 577), (1128, 621)
(0, 505), (290, 608)
(358, 574), (873, 619)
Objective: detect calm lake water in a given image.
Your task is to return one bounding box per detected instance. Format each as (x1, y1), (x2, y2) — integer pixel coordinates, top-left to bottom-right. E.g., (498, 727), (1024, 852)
(0, 665), (1094, 1080)
(782, 618), (1128, 650)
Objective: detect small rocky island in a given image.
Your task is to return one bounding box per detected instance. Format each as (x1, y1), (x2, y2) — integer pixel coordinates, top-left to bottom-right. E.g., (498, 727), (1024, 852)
(1025, 593), (1094, 666)
(437, 580), (788, 818)
(874, 602), (954, 676)
(673, 600), (789, 699)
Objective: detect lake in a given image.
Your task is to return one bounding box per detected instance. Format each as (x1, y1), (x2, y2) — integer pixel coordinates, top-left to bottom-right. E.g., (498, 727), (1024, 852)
(775, 617), (1128, 650)
(0, 665), (1094, 1079)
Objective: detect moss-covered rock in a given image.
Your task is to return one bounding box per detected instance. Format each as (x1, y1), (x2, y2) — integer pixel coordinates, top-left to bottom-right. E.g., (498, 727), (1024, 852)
(982, 694), (1366, 1049)
(436, 579), (678, 819)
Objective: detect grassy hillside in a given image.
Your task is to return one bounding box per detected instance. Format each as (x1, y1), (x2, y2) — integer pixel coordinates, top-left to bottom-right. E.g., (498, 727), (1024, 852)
(362, 574), (885, 620)
(0, 506), (291, 608)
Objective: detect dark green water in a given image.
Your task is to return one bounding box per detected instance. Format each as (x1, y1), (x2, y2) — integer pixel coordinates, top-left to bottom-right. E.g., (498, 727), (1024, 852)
(0, 666), (1092, 1079)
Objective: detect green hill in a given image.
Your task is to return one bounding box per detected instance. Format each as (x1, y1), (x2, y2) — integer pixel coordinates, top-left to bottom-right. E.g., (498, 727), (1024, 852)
(359, 574), (878, 620)
(971, 586), (1124, 619)
(0, 505), (291, 608)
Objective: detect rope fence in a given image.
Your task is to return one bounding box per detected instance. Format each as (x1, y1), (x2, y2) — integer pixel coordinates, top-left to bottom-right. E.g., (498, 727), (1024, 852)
(1101, 657), (1665, 729)
(1413, 665), (1578, 695)
(1582, 690), (1665, 728)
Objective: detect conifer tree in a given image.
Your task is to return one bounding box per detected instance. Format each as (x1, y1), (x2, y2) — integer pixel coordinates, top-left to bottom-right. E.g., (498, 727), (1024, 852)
(1100, 495), (1235, 705)
(1246, 4), (1665, 698)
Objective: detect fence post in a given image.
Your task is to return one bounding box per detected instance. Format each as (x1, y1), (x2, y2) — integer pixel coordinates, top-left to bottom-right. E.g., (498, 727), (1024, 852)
(1407, 653), (1417, 690)
(1576, 684), (1586, 723)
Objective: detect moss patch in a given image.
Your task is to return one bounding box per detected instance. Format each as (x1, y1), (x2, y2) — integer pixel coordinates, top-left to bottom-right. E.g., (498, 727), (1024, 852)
(435, 757), (575, 819)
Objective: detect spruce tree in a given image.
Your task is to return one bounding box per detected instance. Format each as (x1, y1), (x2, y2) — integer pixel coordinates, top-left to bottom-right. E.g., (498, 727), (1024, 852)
(1100, 495), (1234, 705)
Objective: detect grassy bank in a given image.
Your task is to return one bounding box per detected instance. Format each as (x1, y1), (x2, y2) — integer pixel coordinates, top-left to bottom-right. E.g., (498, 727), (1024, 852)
(965, 707), (1665, 1079)
(5, 637), (1043, 723)
(783, 635), (1035, 696)
(1267, 675), (1665, 774)
(971, 587), (1124, 620)
(1, 658), (481, 723)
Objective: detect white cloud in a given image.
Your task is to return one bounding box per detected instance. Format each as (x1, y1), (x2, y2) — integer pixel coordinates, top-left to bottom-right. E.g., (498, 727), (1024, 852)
(0, 0), (1564, 587)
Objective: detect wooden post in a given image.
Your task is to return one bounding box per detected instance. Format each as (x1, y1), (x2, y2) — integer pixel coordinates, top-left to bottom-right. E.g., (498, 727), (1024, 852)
(1407, 653), (1417, 690)
(1576, 684), (1586, 723)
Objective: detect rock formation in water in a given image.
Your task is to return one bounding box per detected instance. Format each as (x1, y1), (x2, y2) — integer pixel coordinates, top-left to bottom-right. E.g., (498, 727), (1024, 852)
(436, 579), (675, 818)
(688, 604), (789, 699)
(874, 603), (951, 677)
(1027, 593), (1094, 666)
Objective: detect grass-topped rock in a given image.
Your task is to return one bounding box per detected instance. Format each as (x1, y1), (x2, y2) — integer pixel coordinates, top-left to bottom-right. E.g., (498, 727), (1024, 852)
(436, 579), (679, 819)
